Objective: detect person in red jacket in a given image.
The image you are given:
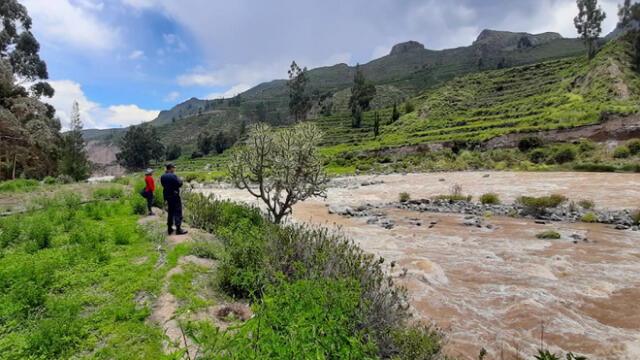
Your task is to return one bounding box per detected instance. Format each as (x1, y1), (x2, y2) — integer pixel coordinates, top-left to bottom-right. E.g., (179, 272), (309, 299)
(143, 168), (155, 215)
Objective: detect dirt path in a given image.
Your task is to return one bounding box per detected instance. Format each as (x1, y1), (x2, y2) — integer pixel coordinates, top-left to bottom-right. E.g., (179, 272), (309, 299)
(138, 210), (251, 358)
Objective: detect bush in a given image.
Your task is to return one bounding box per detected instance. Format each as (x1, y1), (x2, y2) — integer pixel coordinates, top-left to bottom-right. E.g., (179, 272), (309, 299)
(131, 196), (148, 215)
(92, 186), (124, 200)
(577, 199), (595, 209)
(56, 174), (74, 184)
(479, 193), (500, 205)
(553, 146), (576, 164)
(399, 192), (411, 202)
(572, 162), (617, 172)
(536, 230), (561, 239)
(404, 101), (415, 113)
(577, 140), (597, 153)
(187, 279), (377, 359)
(389, 324), (445, 360)
(517, 135), (544, 152)
(627, 139), (640, 155)
(182, 194), (421, 358)
(613, 145), (631, 159)
(518, 194), (567, 216)
(581, 212), (597, 223)
(0, 179), (40, 193)
(529, 148), (548, 164)
(43, 176), (57, 185)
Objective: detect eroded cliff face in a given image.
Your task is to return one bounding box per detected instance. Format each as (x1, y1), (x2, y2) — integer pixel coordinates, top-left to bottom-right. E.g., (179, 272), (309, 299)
(85, 140), (124, 177)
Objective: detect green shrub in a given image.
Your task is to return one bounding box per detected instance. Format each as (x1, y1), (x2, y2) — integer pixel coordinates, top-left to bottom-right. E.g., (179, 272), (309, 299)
(404, 101), (415, 113)
(190, 236), (222, 260)
(573, 162), (617, 172)
(536, 230), (561, 239)
(577, 199), (595, 209)
(529, 148), (548, 164)
(56, 174), (74, 184)
(632, 210), (640, 225)
(553, 146), (576, 164)
(92, 186), (124, 200)
(389, 324), (445, 360)
(187, 279), (377, 359)
(627, 139), (640, 155)
(517, 135), (544, 152)
(0, 179), (40, 193)
(577, 140), (597, 153)
(131, 196), (148, 215)
(613, 145), (631, 159)
(479, 193), (500, 205)
(581, 212), (597, 223)
(518, 194), (567, 215)
(399, 192), (411, 202)
(43, 176), (57, 185)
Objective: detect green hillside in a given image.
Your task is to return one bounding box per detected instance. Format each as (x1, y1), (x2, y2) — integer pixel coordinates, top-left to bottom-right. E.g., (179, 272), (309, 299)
(83, 30), (588, 145)
(314, 35), (640, 154)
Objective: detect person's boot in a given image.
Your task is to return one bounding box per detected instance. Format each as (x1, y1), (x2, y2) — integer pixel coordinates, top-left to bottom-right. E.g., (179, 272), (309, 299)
(168, 227), (174, 235)
(148, 208), (154, 216)
(175, 227), (188, 235)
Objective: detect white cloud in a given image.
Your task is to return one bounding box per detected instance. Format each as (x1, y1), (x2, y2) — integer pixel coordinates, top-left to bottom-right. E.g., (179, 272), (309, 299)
(163, 33), (188, 52)
(23, 0), (120, 51)
(98, 105), (160, 127)
(129, 50), (145, 60)
(75, 0), (104, 11)
(205, 84), (252, 100)
(120, 0), (158, 9)
(164, 91), (181, 102)
(47, 80), (159, 130)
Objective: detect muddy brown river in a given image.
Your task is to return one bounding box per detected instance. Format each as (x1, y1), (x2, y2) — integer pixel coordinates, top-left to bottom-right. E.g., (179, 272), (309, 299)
(200, 171), (640, 359)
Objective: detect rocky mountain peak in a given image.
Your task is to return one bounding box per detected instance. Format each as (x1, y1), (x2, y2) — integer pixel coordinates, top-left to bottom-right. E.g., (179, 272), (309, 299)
(389, 41), (425, 55)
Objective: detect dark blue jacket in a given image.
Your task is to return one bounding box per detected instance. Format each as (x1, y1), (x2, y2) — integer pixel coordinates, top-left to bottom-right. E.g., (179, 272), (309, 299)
(160, 172), (183, 199)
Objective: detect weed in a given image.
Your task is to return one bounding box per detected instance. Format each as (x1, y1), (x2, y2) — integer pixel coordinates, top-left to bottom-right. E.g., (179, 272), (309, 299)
(536, 230), (561, 239)
(480, 193), (501, 205)
(577, 199), (595, 209)
(399, 192), (411, 202)
(613, 145), (631, 159)
(581, 212), (597, 223)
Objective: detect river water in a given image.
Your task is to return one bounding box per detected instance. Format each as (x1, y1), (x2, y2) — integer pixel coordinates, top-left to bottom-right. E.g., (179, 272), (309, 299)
(200, 171), (640, 359)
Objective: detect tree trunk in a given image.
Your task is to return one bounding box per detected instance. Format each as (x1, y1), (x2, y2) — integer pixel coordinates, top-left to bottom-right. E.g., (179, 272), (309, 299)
(12, 154), (17, 180)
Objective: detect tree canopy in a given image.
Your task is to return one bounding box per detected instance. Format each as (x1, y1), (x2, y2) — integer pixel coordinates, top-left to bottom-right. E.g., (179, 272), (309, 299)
(116, 123), (164, 170)
(287, 61), (312, 123)
(574, 0), (607, 59)
(228, 122), (329, 224)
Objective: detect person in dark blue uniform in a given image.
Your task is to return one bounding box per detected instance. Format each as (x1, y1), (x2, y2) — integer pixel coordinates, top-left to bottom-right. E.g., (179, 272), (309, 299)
(160, 163), (188, 235)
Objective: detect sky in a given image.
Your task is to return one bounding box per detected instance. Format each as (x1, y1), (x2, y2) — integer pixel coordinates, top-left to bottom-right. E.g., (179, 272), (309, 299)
(22, 0), (622, 130)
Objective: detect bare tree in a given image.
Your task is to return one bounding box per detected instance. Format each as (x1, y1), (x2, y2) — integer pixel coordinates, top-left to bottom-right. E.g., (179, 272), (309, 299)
(228, 122), (329, 224)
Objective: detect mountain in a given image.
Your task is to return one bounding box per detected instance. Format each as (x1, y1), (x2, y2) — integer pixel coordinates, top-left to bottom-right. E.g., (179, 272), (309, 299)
(312, 34), (639, 154)
(83, 29), (588, 149)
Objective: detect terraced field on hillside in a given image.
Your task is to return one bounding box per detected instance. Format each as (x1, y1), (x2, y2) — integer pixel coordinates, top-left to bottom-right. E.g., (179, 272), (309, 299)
(313, 37), (640, 154)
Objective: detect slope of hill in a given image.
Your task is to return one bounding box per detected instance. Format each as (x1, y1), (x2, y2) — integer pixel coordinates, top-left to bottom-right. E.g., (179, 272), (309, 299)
(312, 35), (639, 154)
(83, 29), (587, 146)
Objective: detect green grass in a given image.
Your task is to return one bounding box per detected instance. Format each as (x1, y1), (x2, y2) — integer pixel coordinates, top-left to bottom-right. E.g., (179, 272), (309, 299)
(0, 179), (40, 193)
(0, 193), (177, 359)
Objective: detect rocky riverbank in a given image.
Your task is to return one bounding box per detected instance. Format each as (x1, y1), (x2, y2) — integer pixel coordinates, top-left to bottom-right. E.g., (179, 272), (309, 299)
(328, 198), (639, 230)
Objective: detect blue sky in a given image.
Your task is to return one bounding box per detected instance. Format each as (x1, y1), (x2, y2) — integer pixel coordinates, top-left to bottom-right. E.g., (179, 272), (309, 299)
(22, 0), (620, 129)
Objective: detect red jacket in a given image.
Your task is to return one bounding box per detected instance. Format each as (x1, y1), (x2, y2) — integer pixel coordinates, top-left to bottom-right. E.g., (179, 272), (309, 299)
(145, 175), (155, 192)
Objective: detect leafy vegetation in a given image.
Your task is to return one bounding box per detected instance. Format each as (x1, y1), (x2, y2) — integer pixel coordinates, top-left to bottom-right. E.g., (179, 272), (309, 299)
(480, 193), (501, 204)
(182, 193), (444, 359)
(518, 194), (568, 215)
(0, 192), (170, 359)
(536, 230), (562, 239)
(228, 122), (329, 224)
